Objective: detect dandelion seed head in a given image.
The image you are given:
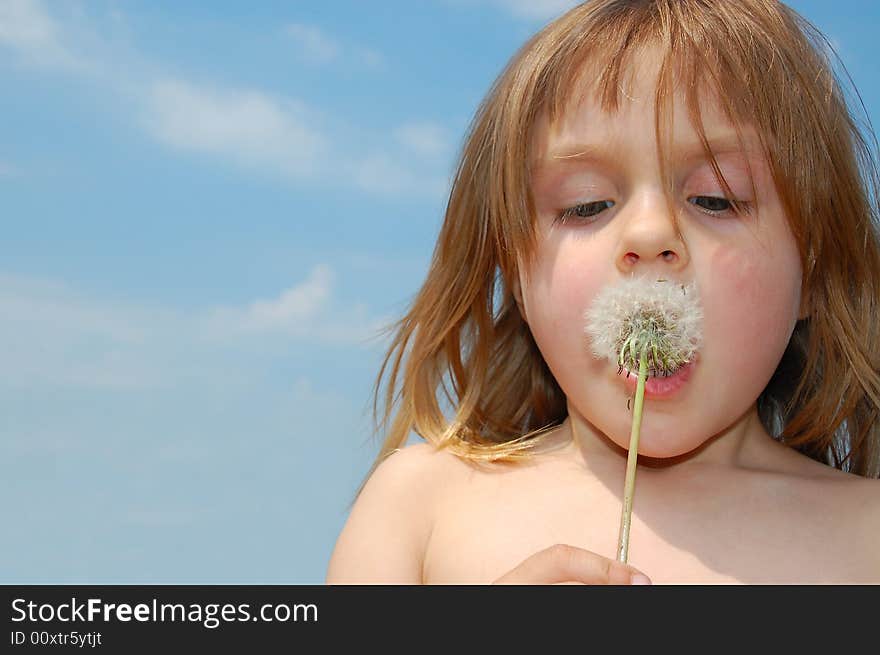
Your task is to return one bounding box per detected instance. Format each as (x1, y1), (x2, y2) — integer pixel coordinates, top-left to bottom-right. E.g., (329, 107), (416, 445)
(584, 276), (703, 375)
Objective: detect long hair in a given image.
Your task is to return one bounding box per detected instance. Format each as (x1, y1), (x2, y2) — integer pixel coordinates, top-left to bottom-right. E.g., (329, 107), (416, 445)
(359, 0), (880, 500)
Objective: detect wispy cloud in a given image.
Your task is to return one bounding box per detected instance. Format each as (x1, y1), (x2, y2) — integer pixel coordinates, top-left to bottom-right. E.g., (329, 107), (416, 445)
(144, 78), (329, 180)
(203, 265), (333, 337)
(0, 0), (92, 72)
(0, 272), (177, 390)
(0, 160), (16, 177)
(393, 122), (451, 159)
(0, 267), (388, 391)
(141, 77), (449, 197)
(495, 0), (580, 20)
(202, 264), (390, 345)
(0, 273), (153, 345)
(285, 22), (340, 64)
(352, 152), (450, 198)
(2, 1), (444, 198)
(444, 0), (579, 21)
(284, 22), (384, 69)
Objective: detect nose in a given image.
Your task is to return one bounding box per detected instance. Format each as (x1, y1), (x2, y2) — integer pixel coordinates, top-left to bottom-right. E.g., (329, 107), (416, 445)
(615, 191), (689, 277)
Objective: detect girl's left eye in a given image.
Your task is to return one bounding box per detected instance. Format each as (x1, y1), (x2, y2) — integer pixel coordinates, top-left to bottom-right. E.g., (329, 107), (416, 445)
(688, 196), (752, 215)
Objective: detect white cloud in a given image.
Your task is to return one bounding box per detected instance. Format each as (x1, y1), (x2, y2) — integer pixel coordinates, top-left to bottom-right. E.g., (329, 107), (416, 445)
(141, 76), (454, 197)
(2, 2), (445, 199)
(0, 0), (91, 71)
(0, 161), (16, 177)
(0, 273), (151, 344)
(201, 264), (392, 345)
(292, 375), (345, 410)
(445, 0), (579, 21)
(284, 22), (384, 69)
(143, 79), (449, 195)
(393, 122), (450, 158)
(144, 78), (328, 180)
(0, 273), (179, 389)
(493, 0), (579, 20)
(285, 22), (341, 64)
(203, 264), (333, 337)
(351, 152), (450, 199)
(0, 267), (387, 391)
(249, 266), (332, 324)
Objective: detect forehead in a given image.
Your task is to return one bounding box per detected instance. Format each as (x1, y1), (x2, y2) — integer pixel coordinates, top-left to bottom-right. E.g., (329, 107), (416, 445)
(530, 46), (765, 171)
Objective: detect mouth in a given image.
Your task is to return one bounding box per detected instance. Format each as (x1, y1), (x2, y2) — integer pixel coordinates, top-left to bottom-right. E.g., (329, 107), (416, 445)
(619, 356), (697, 400)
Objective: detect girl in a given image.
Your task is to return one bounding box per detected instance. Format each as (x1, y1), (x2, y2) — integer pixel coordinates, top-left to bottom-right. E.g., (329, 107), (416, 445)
(327, 0), (880, 584)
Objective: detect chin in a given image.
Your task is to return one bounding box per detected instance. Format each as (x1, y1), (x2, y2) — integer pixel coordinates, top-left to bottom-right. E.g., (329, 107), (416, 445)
(608, 414), (708, 461)
(634, 439), (703, 460)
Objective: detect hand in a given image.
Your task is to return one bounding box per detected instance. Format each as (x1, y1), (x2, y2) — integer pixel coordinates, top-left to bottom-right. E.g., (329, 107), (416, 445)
(491, 544), (652, 585)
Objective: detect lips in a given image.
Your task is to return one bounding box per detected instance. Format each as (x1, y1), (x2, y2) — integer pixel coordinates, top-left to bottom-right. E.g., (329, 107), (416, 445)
(620, 356), (697, 399)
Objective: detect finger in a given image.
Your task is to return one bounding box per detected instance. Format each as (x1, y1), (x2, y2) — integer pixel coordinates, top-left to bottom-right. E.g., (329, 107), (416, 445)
(494, 544), (651, 585)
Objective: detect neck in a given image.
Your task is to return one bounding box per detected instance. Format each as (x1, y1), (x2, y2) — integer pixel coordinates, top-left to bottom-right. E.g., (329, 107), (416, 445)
(562, 401), (775, 472)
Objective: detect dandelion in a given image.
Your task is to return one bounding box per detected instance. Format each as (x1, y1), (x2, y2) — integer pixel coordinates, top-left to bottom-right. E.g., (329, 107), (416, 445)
(584, 275), (703, 563)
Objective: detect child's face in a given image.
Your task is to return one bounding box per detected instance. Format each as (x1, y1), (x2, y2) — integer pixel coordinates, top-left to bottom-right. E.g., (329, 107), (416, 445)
(518, 49), (805, 459)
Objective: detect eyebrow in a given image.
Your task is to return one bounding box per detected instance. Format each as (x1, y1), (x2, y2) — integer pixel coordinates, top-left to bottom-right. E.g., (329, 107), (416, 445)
(538, 134), (759, 170)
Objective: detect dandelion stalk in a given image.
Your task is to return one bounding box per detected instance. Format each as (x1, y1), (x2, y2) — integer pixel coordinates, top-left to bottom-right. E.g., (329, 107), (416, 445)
(584, 276), (703, 564)
(618, 339), (649, 563)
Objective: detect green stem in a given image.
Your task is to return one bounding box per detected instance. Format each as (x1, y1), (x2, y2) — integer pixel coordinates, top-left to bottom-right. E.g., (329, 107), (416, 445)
(617, 340), (649, 563)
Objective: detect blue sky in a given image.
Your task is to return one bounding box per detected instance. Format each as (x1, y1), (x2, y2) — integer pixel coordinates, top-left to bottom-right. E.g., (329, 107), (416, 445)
(2, 0), (878, 583)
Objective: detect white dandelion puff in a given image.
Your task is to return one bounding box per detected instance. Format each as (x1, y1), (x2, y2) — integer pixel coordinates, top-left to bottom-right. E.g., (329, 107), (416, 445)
(584, 275), (703, 376)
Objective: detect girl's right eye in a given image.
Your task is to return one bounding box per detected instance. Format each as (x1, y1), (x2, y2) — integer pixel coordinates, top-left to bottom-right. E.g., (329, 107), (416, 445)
(557, 200), (615, 224)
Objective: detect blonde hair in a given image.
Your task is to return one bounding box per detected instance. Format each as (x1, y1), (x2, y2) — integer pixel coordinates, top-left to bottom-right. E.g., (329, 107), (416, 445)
(360, 0), (880, 498)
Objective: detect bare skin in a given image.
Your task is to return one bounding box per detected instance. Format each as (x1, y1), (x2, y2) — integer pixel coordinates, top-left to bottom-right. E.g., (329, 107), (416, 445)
(416, 414), (879, 585)
(326, 410), (880, 585)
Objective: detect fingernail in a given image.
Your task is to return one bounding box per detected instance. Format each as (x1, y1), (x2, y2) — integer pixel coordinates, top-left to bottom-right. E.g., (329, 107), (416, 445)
(631, 573), (652, 585)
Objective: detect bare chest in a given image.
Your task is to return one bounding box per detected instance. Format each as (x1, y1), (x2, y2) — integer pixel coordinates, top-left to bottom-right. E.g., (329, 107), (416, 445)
(422, 463), (862, 584)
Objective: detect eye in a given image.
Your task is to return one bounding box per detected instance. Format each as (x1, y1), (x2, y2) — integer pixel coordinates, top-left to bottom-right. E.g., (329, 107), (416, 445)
(557, 200), (614, 224)
(688, 196), (752, 216)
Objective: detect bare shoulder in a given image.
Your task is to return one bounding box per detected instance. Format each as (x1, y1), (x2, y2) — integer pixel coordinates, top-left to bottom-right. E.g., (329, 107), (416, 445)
(820, 473), (880, 581)
(361, 442), (473, 495)
(834, 473), (880, 518)
(325, 442), (463, 584)
(847, 476), (880, 566)
(753, 447), (880, 581)
(847, 478), (880, 544)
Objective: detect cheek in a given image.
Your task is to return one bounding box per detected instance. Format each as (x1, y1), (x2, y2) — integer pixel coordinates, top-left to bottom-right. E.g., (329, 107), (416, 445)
(520, 244), (608, 382)
(706, 244), (800, 374)
(524, 251), (605, 333)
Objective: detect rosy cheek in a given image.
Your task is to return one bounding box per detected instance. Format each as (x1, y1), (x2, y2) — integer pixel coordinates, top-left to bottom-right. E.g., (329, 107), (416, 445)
(552, 259), (604, 322)
(714, 244), (762, 310)
(706, 244), (798, 371)
(522, 249), (601, 340)
(559, 264), (596, 306)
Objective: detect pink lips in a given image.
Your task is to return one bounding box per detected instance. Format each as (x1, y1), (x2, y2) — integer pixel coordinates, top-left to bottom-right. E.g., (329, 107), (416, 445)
(621, 357), (697, 399)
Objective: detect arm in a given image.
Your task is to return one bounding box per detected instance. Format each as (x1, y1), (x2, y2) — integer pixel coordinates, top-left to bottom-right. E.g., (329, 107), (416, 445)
(325, 443), (438, 584)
